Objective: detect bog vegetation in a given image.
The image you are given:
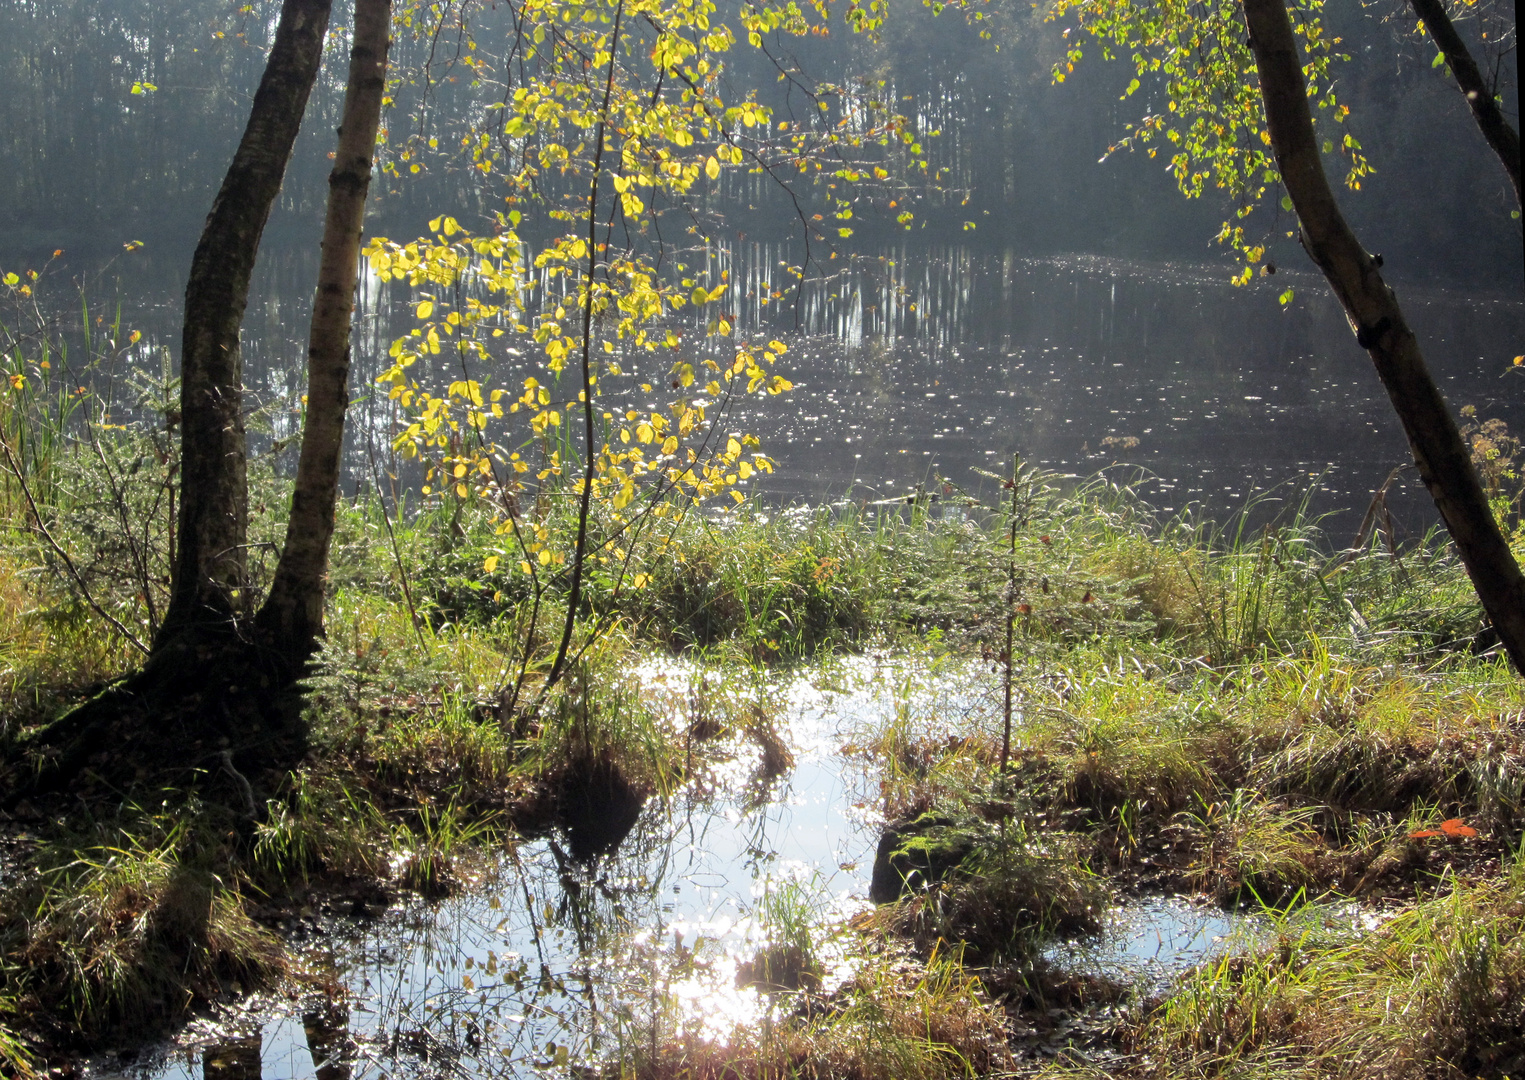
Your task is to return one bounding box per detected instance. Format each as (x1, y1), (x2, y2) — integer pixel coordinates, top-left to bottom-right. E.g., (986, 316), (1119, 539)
(3, 254), (1525, 1074)
(2, 0), (1524, 1073)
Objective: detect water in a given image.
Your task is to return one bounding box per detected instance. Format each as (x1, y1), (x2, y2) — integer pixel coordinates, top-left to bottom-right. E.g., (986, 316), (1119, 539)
(108, 656), (946, 1078)
(17, 241), (1522, 540)
(93, 655), (1296, 1079)
(725, 248), (1525, 530)
(1043, 895), (1264, 996)
(4, 0), (1522, 544)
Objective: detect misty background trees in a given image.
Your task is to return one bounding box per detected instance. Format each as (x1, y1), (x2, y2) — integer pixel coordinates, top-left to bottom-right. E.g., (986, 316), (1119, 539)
(0, 0), (1516, 283)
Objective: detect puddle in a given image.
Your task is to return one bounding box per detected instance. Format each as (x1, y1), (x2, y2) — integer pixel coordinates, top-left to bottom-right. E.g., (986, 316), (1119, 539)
(90, 657), (1368, 1077)
(105, 656), (985, 1080)
(1041, 895), (1266, 994)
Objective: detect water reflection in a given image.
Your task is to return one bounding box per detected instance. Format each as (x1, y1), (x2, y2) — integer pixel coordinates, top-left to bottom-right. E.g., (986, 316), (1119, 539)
(201, 1036), (261, 1080)
(1041, 895), (1265, 996)
(33, 242), (1522, 537)
(124, 655), (965, 1079)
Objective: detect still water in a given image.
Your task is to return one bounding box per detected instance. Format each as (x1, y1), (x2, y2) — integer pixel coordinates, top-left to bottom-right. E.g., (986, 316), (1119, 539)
(100, 656), (1270, 1080)
(23, 240), (1525, 537)
(110, 656), (924, 1078)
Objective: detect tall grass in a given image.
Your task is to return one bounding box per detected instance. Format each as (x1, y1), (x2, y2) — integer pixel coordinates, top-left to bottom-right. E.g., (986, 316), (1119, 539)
(1129, 869), (1525, 1079)
(0, 813), (284, 1043)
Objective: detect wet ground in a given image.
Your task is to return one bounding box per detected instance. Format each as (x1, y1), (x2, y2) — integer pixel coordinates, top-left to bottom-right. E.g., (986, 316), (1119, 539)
(90, 657), (1278, 1079)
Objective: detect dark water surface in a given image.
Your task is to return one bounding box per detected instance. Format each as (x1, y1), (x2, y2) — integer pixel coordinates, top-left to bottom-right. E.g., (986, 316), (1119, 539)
(14, 241), (1523, 538)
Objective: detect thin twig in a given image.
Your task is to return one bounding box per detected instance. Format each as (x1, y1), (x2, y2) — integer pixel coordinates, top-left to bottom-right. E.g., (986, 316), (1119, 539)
(0, 439), (149, 654)
(543, 0), (626, 696)
(1001, 454), (1018, 776)
(366, 443), (429, 652)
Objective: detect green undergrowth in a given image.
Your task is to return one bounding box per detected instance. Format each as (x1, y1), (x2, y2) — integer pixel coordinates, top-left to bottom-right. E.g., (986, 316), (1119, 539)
(3, 456), (1525, 1072)
(1030, 867), (1525, 1079)
(874, 815), (1108, 961)
(862, 642), (1525, 905)
(0, 613), (739, 1063)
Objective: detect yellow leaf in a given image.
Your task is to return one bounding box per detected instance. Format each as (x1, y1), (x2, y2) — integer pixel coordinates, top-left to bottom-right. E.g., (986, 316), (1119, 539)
(417, 300), (434, 319)
(483, 555), (500, 572)
(705, 156), (720, 180)
(538, 548), (552, 565)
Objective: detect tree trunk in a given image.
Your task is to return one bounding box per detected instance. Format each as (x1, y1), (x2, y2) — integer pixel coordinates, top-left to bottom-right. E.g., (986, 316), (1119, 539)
(156, 0), (334, 649)
(1243, 0), (1525, 674)
(257, 0), (391, 664)
(1407, 0), (1521, 207)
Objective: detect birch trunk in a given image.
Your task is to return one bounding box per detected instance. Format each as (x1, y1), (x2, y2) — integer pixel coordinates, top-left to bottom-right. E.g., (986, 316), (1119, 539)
(257, 0), (392, 662)
(157, 0), (334, 648)
(1243, 0), (1525, 673)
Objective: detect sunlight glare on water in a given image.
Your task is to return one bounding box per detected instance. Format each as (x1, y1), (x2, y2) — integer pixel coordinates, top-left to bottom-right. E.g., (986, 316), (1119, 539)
(122, 655), (983, 1080)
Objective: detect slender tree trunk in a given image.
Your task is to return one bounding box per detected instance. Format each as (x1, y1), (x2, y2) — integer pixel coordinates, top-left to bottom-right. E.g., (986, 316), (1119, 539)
(1407, 0), (1521, 207)
(156, 0), (334, 649)
(257, 0), (391, 663)
(1244, 0), (1525, 674)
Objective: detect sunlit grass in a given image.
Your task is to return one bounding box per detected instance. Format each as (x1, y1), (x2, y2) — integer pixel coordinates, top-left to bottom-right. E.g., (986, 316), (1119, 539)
(629, 946), (1013, 1080)
(1123, 869), (1525, 1079)
(5, 441), (1525, 1071)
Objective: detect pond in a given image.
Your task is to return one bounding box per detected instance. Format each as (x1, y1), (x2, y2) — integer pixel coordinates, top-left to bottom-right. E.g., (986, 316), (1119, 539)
(101, 655), (1271, 1080)
(15, 240), (1523, 542)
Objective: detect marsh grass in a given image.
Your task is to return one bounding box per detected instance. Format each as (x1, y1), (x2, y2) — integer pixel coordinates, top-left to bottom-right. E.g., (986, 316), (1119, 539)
(1118, 869), (1525, 1079)
(861, 628), (1525, 891)
(4, 406), (1525, 1073)
(0, 812), (284, 1045)
(737, 877), (826, 992)
(871, 814), (1107, 962)
(633, 947), (1013, 1080)
(1171, 790), (1322, 904)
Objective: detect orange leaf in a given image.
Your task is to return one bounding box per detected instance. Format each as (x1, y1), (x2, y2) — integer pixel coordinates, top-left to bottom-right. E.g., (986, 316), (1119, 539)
(1409, 829), (1441, 839)
(1439, 818), (1478, 839)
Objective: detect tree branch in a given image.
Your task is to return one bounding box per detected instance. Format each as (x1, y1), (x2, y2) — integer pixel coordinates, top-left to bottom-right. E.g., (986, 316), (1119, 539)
(1408, 0), (1521, 206)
